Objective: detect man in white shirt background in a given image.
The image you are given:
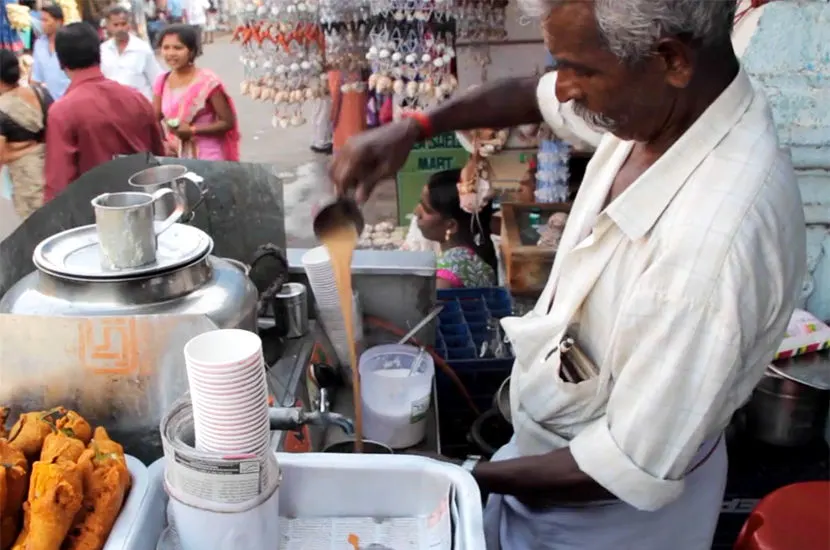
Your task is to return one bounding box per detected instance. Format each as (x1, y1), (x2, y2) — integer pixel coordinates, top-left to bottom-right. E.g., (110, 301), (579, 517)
(184, 0), (209, 45)
(329, 0), (807, 549)
(100, 5), (162, 101)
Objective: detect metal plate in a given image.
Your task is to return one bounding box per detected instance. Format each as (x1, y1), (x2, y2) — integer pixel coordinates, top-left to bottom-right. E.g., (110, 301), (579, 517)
(33, 223), (213, 280)
(769, 353), (830, 390)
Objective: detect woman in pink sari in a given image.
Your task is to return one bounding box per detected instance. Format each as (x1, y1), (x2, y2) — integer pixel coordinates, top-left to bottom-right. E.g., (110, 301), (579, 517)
(153, 24), (240, 161)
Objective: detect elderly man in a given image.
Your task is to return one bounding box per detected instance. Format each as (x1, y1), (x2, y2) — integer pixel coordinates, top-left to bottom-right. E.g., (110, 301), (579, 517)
(330, 1), (806, 549)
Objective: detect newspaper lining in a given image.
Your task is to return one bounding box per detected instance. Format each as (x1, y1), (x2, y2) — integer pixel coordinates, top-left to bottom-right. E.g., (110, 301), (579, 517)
(277, 513), (452, 550)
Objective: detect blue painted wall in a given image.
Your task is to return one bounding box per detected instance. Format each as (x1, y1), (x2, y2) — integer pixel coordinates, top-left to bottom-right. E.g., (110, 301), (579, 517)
(740, 1), (830, 318)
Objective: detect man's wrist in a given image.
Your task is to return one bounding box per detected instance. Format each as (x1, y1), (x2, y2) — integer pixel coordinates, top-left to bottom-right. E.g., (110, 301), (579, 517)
(401, 110), (434, 141)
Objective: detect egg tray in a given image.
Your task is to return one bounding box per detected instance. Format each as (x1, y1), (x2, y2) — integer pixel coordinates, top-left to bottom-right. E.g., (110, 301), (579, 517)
(434, 287), (515, 458)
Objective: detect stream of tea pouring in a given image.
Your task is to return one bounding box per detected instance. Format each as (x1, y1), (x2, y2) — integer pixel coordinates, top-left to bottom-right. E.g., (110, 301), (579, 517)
(313, 198), (365, 453)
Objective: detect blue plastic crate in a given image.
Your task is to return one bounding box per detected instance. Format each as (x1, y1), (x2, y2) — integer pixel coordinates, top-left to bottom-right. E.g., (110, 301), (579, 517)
(435, 287), (515, 457)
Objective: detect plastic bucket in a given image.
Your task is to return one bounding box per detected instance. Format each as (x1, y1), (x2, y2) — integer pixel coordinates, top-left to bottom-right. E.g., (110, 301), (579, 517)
(359, 344), (435, 449)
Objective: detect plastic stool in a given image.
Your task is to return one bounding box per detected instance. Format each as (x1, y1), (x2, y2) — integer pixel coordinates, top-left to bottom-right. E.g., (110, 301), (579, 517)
(734, 482), (830, 550)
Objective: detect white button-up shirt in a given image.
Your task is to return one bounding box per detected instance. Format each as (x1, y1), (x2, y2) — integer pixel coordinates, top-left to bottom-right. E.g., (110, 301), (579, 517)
(531, 69), (806, 510)
(100, 35), (162, 101)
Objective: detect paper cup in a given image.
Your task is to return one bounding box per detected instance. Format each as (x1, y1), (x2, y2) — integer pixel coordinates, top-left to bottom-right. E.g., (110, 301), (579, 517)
(187, 367), (265, 390)
(190, 375), (268, 403)
(191, 396), (268, 419)
(184, 329), (262, 368)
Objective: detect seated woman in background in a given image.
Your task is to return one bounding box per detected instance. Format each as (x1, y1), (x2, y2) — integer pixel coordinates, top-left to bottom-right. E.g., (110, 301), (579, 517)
(415, 169), (497, 289)
(0, 49), (50, 220)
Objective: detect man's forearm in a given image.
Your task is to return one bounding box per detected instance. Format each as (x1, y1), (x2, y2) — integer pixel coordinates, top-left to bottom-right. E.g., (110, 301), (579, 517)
(473, 447), (614, 503)
(426, 76), (543, 136)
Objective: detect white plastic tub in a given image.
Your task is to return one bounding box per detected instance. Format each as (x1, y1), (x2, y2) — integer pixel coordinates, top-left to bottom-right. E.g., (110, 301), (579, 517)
(101, 455), (151, 550)
(126, 453), (486, 550)
(360, 344), (435, 449)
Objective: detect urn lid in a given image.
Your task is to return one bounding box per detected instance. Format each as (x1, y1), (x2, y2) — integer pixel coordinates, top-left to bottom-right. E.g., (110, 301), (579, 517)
(33, 222), (213, 280)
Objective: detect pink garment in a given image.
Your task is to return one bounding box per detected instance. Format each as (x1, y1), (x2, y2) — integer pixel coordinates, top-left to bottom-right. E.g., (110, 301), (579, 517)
(153, 69), (240, 161)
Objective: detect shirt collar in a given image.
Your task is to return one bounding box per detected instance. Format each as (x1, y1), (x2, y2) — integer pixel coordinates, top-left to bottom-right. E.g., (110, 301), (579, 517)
(605, 68), (756, 240)
(65, 67), (105, 94)
(105, 35), (141, 52)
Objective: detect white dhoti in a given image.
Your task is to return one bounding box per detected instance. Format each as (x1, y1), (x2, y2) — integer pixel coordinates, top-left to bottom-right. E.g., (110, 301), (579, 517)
(311, 97), (333, 148)
(483, 436), (727, 550)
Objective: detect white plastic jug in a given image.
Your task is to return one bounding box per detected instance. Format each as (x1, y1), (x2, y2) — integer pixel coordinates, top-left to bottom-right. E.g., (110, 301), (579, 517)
(359, 344), (435, 449)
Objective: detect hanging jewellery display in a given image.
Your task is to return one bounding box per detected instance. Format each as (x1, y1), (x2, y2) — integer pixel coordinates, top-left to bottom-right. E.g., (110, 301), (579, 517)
(320, 0), (372, 91)
(366, 0), (459, 110)
(234, 0), (326, 128)
(455, 0), (507, 82)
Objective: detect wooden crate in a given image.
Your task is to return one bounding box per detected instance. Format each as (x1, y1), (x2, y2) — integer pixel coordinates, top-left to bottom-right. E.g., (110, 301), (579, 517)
(500, 202), (571, 297)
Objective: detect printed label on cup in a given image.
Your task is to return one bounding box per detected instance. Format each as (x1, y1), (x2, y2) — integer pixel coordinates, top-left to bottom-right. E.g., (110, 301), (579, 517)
(410, 395), (430, 424)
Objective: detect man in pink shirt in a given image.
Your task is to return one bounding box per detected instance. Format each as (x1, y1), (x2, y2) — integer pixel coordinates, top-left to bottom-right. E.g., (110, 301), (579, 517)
(44, 22), (165, 203)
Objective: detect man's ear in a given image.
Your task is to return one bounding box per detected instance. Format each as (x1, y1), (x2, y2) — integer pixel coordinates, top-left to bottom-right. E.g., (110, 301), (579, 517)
(654, 37), (695, 89)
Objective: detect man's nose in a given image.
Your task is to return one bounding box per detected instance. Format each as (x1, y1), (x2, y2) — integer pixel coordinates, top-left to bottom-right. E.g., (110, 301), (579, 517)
(554, 73), (582, 104)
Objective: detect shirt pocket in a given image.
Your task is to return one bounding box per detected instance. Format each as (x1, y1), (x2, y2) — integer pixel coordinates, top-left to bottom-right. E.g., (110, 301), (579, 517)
(516, 346), (607, 435)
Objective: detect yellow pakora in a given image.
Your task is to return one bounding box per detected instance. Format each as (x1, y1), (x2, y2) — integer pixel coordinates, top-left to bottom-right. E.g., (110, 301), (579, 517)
(0, 440), (29, 550)
(40, 433), (85, 465)
(7, 408), (66, 459)
(62, 444), (131, 550)
(11, 459), (84, 550)
(55, 412), (92, 446)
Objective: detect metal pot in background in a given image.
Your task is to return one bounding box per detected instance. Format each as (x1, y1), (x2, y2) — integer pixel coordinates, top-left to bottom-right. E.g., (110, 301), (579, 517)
(468, 377), (513, 457)
(744, 369), (830, 447)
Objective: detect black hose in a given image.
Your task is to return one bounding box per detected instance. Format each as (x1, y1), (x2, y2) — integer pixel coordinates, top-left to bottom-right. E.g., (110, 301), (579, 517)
(468, 407), (501, 457)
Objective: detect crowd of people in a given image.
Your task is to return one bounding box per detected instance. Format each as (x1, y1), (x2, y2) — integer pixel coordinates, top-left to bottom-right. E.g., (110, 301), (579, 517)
(0, 3), (239, 222)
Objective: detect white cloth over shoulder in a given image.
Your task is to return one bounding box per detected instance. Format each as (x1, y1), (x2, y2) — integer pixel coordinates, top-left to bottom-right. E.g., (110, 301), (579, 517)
(500, 68), (806, 512)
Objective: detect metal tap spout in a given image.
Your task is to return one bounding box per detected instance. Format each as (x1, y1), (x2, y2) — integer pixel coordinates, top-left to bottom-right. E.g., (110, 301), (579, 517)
(268, 407), (355, 436)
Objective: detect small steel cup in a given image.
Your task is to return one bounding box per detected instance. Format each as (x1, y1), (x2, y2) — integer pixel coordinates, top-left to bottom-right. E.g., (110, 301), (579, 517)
(92, 190), (185, 270)
(128, 164), (206, 222)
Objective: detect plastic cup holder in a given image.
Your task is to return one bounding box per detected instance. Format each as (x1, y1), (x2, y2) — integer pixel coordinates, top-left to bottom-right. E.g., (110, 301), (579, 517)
(447, 347), (476, 360)
(443, 334), (472, 348)
(439, 311), (465, 325)
(439, 300), (461, 313)
(464, 312), (488, 324)
(460, 299), (485, 312)
(439, 324), (468, 337)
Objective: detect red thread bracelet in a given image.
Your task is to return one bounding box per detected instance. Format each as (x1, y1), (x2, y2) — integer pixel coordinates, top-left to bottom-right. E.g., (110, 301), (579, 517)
(401, 110), (435, 140)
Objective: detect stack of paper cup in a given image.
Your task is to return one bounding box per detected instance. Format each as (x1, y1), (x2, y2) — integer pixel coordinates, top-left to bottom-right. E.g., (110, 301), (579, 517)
(302, 246), (364, 364)
(183, 329), (271, 456)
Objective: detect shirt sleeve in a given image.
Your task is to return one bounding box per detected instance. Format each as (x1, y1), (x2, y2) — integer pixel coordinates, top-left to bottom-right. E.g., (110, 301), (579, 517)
(535, 71), (603, 151)
(569, 289), (747, 511)
(44, 106), (78, 202)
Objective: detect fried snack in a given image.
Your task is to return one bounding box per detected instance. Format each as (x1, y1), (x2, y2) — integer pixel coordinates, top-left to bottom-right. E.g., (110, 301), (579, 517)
(40, 432), (85, 465)
(0, 441), (29, 550)
(55, 412), (92, 446)
(11, 460), (84, 550)
(0, 407), (9, 439)
(85, 428), (123, 458)
(62, 445), (131, 550)
(7, 408), (67, 459)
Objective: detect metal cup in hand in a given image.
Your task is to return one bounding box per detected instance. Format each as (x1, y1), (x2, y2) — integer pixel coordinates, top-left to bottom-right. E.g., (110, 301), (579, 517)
(92, 190), (185, 270)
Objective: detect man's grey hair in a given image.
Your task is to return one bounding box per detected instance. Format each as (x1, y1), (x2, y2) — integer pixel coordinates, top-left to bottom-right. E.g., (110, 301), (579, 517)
(521, 0), (737, 63)
(106, 4), (130, 18)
